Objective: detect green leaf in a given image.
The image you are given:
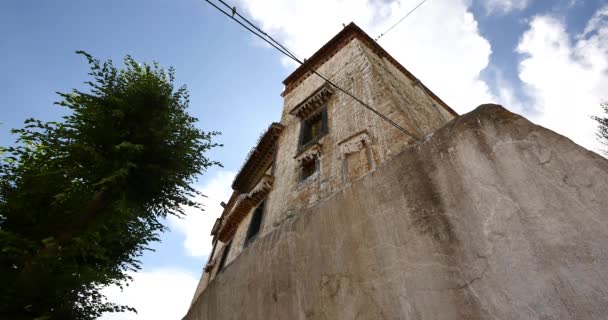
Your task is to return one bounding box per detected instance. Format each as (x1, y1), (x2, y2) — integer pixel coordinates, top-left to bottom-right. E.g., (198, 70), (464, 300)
(0, 51), (221, 319)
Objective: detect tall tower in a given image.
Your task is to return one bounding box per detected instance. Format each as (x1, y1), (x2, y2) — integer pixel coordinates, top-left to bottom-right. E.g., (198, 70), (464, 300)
(186, 23), (608, 320)
(190, 22), (456, 305)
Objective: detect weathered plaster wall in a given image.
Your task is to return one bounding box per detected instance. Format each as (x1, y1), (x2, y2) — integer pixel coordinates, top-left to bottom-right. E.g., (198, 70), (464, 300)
(225, 166), (274, 264)
(191, 166), (276, 305)
(185, 105), (608, 320)
(263, 37), (455, 237)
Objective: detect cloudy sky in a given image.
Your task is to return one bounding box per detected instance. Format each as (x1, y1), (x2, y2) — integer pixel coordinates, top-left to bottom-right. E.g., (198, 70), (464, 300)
(2, 0), (607, 319)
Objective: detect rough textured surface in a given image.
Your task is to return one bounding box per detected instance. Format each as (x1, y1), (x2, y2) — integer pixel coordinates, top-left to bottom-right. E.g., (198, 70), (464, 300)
(264, 37), (454, 241)
(185, 105), (608, 319)
(198, 36), (456, 281)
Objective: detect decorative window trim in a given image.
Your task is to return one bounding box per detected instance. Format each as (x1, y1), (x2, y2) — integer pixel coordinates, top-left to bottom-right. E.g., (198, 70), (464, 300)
(296, 106), (328, 158)
(217, 175), (274, 242)
(289, 83), (334, 119)
(338, 131), (372, 159)
(294, 143), (322, 162)
(294, 143), (322, 186)
(338, 131), (375, 182)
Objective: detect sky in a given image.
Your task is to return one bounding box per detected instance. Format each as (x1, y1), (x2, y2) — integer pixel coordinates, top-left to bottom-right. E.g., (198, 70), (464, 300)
(1, 0), (607, 319)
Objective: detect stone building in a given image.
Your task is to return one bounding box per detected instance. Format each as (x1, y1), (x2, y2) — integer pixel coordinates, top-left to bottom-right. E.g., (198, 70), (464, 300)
(189, 22), (457, 301)
(185, 22), (608, 320)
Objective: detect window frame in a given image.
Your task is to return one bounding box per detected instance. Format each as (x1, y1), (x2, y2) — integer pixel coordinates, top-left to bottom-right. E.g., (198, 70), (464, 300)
(298, 106), (328, 151)
(299, 156), (318, 182)
(244, 200), (265, 247)
(217, 241), (232, 272)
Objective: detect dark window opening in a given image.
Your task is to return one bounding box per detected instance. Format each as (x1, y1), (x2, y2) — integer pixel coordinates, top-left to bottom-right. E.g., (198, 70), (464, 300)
(299, 107), (327, 148)
(245, 201), (265, 246)
(300, 157), (317, 181)
(218, 241), (232, 272)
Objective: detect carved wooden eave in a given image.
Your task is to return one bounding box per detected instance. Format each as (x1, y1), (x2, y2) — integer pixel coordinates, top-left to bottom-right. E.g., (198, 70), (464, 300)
(218, 174), (274, 242)
(232, 123), (284, 194)
(289, 83), (334, 119)
(281, 22), (458, 118)
(212, 190), (239, 237)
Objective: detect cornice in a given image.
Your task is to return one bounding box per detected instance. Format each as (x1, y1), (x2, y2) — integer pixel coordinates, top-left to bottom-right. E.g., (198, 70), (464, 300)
(281, 22), (458, 118)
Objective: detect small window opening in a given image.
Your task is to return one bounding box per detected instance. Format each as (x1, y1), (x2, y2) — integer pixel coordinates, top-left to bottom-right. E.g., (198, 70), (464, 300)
(245, 201), (265, 246)
(300, 107), (327, 148)
(218, 241), (232, 272)
(300, 157), (317, 181)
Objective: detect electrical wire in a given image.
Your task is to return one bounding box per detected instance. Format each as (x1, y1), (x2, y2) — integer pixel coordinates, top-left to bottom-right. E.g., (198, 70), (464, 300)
(203, 0), (420, 140)
(203, 0), (297, 61)
(215, 0), (303, 63)
(375, 0), (428, 41)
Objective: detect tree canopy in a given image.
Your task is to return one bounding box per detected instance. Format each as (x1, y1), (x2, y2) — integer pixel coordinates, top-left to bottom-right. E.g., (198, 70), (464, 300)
(0, 52), (221, 319)
(594, 101), (608, 155)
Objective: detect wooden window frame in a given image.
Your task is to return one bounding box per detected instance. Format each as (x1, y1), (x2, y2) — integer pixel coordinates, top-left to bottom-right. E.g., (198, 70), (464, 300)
(244, 200), (265, 247)
(217, 241), (232, 272)
(298, 106), (328, 151)
(299, 156), (318, 182)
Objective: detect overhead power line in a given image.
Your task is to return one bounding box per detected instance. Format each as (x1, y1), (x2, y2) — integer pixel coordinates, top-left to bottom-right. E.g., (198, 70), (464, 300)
(215, 0), (303, 62)
(375, 0), (428, 41)
(203, 0), (420, 140)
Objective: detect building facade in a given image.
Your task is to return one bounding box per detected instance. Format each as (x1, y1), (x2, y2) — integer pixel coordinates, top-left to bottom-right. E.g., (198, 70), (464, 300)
(189, 22), (457, 304)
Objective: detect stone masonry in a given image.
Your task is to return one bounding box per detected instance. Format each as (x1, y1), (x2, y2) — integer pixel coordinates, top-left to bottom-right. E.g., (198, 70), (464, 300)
(189, 22), (457, 302)
(186, 22), (608, 319)
(186, 104), (608, 319)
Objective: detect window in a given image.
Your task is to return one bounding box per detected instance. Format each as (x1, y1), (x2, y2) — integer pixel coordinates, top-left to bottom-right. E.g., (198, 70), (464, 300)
(300, 157), (317, 181)
(245, 201), (265, 246)
(299, 107), (327, 148)
(218, 241), (232, 272)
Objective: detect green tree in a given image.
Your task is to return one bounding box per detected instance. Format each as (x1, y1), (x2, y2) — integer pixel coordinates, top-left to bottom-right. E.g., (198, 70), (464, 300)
(594, 101), (608, 155)
(0, 52), (221, 319)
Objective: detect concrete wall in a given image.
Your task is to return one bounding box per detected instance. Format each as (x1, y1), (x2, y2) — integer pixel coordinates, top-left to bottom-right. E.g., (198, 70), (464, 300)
(185, 105), (608, 320)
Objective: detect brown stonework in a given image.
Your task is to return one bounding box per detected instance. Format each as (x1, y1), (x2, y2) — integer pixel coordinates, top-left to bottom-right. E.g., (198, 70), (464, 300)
(282, 22), (457, 118)
(187, 105), (608, 320)
(191, 22), (458, 305)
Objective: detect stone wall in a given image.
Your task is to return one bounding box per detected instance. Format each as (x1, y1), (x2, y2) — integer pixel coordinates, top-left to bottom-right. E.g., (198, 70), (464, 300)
(262, 37), (454, 239)
(185, 105), (608, 319)
(192, 26), (457, 307)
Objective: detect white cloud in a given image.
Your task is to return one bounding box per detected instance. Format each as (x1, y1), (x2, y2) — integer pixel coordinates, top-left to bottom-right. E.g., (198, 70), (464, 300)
(169, 170), (235, 257)
(491, 67), (525, 114)
(236, 0), (497, 113)
(99, 172), (236, 319)
(100, 268), (198, 320)
(517, 7), (608, 151)
(482, 0), (530, 15)
(234, 0), (608, 153)
(376, 1), (497, 113)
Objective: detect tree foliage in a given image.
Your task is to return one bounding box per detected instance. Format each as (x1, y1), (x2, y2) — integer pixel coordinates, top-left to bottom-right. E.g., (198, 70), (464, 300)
(0, 52), (221, 319)
(594, 101), (608, 155)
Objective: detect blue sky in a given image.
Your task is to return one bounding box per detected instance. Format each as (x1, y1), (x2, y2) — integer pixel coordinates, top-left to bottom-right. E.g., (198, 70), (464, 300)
(2, 0), (607, 319)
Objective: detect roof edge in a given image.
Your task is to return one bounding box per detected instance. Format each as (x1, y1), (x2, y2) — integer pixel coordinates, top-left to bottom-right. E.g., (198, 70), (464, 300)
(231, 122), (284, 193)
(281, 22), (458, 117)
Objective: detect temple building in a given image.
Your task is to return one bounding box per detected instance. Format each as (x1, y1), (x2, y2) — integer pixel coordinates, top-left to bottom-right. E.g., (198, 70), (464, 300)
(185, 22), (608, 320)
(190, 22), (456, 301)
